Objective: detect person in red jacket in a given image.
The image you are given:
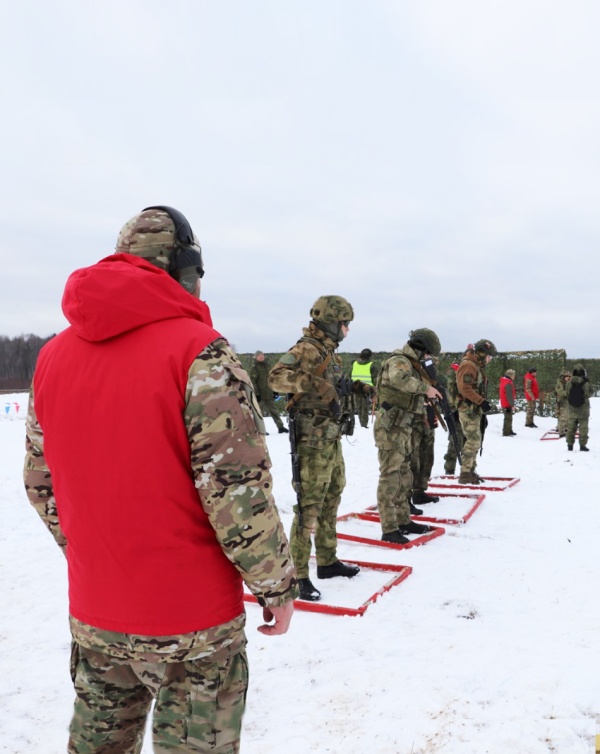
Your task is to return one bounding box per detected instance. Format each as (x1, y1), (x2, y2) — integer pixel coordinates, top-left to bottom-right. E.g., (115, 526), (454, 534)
(524, 366), (540, 428)
(24, 206), (297, 754)
(499, 369), (517, 436)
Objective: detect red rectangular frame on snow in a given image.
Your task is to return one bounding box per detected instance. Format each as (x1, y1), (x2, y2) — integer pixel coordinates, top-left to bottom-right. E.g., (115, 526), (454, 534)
(363, 492), (486, 526)
(427, 475), (520, 492)
(336, 511), (445, 548)
(243, 558), (413, 617)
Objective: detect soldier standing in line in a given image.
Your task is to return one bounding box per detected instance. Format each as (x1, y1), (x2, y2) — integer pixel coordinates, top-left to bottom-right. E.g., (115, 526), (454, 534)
(374, 328), (442, 545)
(524, 366), (539, 428)
(499, 368), (517, 436)
(351, 348), (378, 428)
(24, 206), (296, 754)
(250, 350), (289, 434)
(442, 360), (465, 475)
(565, 364), (593, 451)
(456, 339), (497, 485)
(409, 400), (440, 510)
(268, 296), (374, 602)
(554, 369), (570, 437)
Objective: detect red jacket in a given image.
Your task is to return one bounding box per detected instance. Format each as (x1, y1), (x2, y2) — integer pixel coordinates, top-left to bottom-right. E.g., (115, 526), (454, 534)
(524, 371), (539, 401)
(499, 376), (515, 408)
(33, 254), (244, 635)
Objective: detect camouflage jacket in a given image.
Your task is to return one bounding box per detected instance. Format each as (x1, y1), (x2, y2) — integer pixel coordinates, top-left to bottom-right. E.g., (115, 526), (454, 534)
(375, 343), (429, 415)
(24, 339), (297, 661)
(456, 351), (487, 408)
(249, 359), (272, 402)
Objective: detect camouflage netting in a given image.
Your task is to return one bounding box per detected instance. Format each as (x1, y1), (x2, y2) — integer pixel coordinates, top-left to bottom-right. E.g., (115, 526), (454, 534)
(239, 349), (600, 418)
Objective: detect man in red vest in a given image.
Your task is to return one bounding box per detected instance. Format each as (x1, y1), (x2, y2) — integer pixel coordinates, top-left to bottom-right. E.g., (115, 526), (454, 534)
(524, 366), (540, 428)
(24, 206), (297, 754)
(499, 368), (517, 436)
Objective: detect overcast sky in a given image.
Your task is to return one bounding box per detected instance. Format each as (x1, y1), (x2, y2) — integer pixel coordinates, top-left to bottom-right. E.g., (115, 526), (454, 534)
(1, 1), (599, 357)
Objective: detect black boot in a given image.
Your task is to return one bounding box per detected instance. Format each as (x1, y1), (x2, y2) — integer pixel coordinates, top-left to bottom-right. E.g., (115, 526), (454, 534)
(580, 445), (590, 451)
(409, 502), (423, 515)
(298, 578), (321, 601)
(567, 444), (573, 451)
(381, 530), (409, 545)
(278, 426), (289, 433)
(413, 491), (440, 504)
(317, 560), (360, 579)
(398, 520), (433, 535)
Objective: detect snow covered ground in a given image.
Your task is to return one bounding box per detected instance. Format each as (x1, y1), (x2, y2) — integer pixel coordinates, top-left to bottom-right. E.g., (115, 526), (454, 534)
(1, 393), (599, 753)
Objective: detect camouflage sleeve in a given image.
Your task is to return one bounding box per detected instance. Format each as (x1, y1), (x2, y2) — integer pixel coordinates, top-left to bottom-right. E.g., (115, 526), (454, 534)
(386, 355), (428, 396)
(23, 387), (68, 555)
(268, 341), (333, 398)
(185, 338), (297, 607)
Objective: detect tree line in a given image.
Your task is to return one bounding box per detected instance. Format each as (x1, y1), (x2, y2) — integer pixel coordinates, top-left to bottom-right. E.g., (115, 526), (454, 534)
(0, 334), (55, 390)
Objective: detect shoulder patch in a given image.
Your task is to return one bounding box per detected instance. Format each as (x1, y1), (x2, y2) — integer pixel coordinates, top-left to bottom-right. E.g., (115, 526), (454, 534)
(279, 353), (298, 365)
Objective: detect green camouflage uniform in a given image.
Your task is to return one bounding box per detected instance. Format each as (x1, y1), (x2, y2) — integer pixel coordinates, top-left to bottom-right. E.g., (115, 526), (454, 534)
(565, 367), (594, 448)
(249, 357), (286, 431)
(268, 322), (355, 579)
(24, 339), (297, 754)
(456, 351), (488, 477)
(555, 373), (569, 435)
(410, 406), (435, 493)
(442, 365), (465, 474)
(373, 344), (429, 534)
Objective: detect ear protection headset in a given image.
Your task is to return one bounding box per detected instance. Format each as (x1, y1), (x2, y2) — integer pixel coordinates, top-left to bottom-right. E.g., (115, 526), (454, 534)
(143, 205), (204, 292)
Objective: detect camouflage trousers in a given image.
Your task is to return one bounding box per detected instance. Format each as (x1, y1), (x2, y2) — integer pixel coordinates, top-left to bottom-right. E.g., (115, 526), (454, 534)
(410, 418), (434, 492)
(68, 641), (248, 754)
(566, 408), (590, 447)
(525, 399), (536, 425)
(355, 394), (371, 429)
(258, 395), (285, 431)
(557, 400), (568, 435)
(458, 406), (482, 474)
(290, 440), (345, 579)
(502, 408), (514, 435)
(443, 417), (465, 474)
(374, 422), (413, 533)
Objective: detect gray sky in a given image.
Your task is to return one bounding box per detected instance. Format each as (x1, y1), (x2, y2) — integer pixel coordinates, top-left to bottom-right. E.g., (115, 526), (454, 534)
(1, 0), (599, 357)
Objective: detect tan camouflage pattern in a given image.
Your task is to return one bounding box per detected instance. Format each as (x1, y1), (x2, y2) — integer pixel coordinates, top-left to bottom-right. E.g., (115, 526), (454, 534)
(374, 344), (429, 532)
(115, 208), (180, 271)
(249, 358), (285, 431)
(555, 372), (569, 435)
(68, 636), (247, 753)
(565, 371), (594, 447)
(457, 406), (483, 474)
(456, 351), (488, 473)
(309, 295), (354, 324)
(268, 322), (348, 577)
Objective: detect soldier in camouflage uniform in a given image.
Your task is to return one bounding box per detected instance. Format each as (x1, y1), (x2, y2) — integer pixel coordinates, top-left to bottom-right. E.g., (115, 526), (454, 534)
(351, 348), (378, 428)
(410, 402), (439, 509)
(456, 339), (497, 484)
(565, 364), (593, 451)
(374, 329), (442, 544)
(250, 351), (288, 434)
(554, 369), (570, 437)
(442, 361), (465, 475)
(268, 296), (374, 601)
(24, 206), (297, 754)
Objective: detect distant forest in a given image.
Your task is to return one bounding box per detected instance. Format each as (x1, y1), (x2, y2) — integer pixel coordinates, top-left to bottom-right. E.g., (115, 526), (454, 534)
(0, 334), (55, 390)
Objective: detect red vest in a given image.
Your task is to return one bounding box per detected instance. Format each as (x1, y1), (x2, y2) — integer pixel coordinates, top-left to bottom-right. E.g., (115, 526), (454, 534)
(499, 376), (515, 408)
(524, 372), (539, 400)
(33, 254), (244, 635)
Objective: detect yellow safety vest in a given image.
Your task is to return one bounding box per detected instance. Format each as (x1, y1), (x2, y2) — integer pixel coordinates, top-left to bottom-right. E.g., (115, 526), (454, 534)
(351, 361), (373, 385)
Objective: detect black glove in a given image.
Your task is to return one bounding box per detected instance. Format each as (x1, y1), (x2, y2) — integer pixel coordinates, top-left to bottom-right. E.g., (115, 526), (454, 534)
(480, 400), (491, 413)
(330, 399), (341, 419)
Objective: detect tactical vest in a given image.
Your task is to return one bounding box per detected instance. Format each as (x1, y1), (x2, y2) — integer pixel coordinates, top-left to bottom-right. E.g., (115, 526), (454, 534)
(293, 336), (342, 415)
(351, 360), (373, 385)
(376, 355), (423, 413)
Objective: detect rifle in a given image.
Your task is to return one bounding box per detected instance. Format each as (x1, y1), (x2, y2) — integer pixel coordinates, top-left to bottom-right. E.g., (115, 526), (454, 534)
(286, 402), (304, 530)
(413, 357), (463, 467)
(480, 413), (488, 456)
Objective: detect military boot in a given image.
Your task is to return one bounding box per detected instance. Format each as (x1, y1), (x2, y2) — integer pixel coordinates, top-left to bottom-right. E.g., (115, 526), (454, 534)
(298, 578), (321, 601)
(278, 426), (289, 433)
(444, 466), (456, 475)
(458, 470), (480, 485)
(317, 560), (360, 579)
(413, 491), (440, 505)
(409, 502), (423, 515)
(381, 530), (409, 545)
(398, 520), (433, 536)
(580, 446), (590, 451)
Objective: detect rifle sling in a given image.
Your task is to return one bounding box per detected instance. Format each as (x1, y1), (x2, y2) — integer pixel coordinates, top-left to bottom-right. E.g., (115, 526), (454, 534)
(285, 352), (333, 412)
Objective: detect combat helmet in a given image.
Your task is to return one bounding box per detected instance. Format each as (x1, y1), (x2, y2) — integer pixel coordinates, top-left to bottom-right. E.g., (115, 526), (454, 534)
(115, 205), (204, 294)
(310, 295), (354, 343)
(408, 328), (441, 357)
(473, 339), (497, 357)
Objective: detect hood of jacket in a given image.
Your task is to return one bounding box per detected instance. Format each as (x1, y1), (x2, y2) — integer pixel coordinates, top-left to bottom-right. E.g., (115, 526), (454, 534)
(62, 253), (213, 342)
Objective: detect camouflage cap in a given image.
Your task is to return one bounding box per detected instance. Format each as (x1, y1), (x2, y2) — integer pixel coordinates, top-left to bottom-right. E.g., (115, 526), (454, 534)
(310, 295), (354, 323)
(506, 369), (516, 377)
(115, 208), (179, 272)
